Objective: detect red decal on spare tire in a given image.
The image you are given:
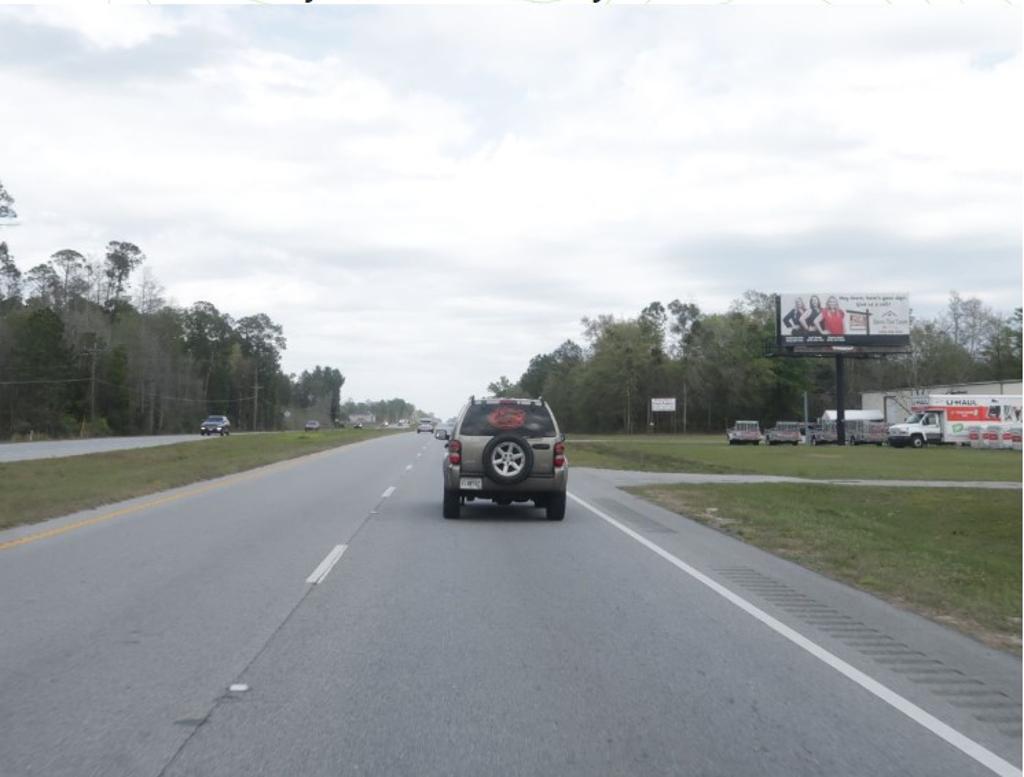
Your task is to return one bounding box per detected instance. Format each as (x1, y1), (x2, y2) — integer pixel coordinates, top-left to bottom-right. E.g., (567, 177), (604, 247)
(488, 406), (526, 430)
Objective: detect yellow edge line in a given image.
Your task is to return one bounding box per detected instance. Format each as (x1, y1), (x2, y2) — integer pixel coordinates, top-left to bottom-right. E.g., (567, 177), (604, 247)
(0, 444), (347, 552)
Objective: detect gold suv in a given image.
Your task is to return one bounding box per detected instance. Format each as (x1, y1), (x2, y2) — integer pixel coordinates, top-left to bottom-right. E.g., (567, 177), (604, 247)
(437, 397), (568, 521)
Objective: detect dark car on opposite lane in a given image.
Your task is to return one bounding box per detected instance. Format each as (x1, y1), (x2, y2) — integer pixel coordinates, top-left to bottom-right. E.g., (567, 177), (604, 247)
(200, 415), (231, 436)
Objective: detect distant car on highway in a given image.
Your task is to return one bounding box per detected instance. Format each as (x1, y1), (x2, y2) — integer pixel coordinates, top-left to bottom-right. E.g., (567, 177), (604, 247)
(417, 418), (435, 434)
(199, 415), (230, 436)
(353, 422), (364, 429)
(304, 420), (320, 432)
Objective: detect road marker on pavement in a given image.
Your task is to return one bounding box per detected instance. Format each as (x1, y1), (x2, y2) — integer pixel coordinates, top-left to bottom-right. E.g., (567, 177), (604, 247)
(228, 684), (249, 693)
(306, 544), (347, 585)
(568, 492), (1021, 777)
(381, 486), (396, 498)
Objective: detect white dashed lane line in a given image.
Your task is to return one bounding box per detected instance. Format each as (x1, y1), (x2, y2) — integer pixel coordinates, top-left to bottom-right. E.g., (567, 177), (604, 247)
(381, 486), (396, 499)
(306, 545), (347, 585)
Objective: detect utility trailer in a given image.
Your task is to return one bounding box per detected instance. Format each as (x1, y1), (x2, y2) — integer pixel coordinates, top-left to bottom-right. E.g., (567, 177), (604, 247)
(727, 420), (764, 445)
(808, 421), (838, 446)
(765, 421), (801, 445)
(846, 419), (887, 445)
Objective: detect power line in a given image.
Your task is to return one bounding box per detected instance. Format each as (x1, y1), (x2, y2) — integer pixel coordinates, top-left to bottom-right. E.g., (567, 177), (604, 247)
(94, 380), (258, 404)
(0, 377), (91, 386)
(0, 376), (257, 404)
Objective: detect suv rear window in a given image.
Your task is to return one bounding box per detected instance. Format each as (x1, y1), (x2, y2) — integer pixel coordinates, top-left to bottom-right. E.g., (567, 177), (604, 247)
(459, 403), (556, 438)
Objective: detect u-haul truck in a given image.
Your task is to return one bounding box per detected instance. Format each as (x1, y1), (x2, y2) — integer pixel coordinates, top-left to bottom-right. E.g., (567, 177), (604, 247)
(887, 394), (1023, 448)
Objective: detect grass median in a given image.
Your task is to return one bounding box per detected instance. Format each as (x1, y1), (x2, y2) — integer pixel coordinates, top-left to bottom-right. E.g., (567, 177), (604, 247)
(0, 429), (398, 531)
(627, 482), (1022, 652)
(569, 434), (1022, 482)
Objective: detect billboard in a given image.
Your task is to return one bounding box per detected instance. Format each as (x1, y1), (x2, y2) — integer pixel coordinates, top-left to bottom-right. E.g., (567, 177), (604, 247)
(776, 293), (910, 353)
(651, 397), (676, 412)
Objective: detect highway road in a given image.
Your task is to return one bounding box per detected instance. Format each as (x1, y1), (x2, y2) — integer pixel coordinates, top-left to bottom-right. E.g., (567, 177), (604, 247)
(0, 432), (1020, 777)
(0, 434), (216, 462)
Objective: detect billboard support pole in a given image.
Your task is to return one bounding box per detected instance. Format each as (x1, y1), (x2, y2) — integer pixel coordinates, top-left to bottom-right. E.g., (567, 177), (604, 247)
(835, 355), (846, 445)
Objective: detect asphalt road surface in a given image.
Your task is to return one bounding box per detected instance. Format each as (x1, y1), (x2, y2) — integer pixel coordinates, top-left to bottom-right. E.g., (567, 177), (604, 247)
(0, 433), (1020, 777)
(0, 434), (215, 462)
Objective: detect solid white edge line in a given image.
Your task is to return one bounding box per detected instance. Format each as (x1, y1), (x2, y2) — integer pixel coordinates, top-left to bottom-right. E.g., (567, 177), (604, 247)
(305, 544), (347, 585)
(381, 486), (396, 498)
(567, 492), (1021, 777)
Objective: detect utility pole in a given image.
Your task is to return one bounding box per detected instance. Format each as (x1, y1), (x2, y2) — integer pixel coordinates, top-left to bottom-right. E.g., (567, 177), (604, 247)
(146, 379), (156, 434)
(624, 383), (631, 434)
(89, 345), (98, 423)
(81, 333), (103, 430)
(252, 362), (259, 432)
(835, 355), (847, 445)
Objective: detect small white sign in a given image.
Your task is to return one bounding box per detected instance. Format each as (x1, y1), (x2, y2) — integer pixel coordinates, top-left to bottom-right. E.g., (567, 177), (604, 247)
(651, 397), (676, 412)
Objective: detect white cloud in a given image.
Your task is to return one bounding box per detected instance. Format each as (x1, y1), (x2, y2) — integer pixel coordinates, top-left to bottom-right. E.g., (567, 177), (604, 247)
(12, 6), (183, 50)
(0, 7), (1019, 417)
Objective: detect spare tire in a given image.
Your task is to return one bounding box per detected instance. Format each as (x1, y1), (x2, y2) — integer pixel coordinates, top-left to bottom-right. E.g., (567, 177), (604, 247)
(482, 434), (534, 485)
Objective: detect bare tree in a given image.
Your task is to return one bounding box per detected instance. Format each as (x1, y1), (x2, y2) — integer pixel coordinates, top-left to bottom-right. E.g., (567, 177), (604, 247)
(0, 242), (21, 303)
(0, 179), (16, 221)
(133, 267), (166, 314)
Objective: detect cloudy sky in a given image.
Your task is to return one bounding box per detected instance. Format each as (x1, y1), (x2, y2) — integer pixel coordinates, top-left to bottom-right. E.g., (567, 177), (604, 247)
(0, 5), (1020, 418)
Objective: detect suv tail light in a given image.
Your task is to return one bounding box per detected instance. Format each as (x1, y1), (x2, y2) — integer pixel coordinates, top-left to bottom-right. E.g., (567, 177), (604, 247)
(448, 439), (462, 465)
(553, 441), (565, 468)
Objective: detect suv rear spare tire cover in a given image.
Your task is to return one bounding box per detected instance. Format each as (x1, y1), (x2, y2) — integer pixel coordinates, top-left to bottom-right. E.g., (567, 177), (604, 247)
(482, 434), (534, 485)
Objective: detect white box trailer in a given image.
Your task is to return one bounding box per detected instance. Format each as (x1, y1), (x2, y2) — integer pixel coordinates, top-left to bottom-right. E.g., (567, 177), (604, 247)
(887, 394), (1023, 448)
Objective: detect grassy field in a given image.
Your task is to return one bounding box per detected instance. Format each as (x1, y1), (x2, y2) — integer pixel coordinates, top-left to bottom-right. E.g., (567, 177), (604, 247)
(628, 482), (1022, 651)
(568, 434), (1023, 482)
(0, 428), (396, 531)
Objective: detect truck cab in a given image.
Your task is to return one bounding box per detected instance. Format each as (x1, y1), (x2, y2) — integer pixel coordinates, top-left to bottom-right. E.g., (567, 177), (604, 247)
(887, 412), (941, 448)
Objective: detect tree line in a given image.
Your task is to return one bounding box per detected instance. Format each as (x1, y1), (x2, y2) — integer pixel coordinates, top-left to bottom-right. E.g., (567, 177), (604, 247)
(340, 398), (424, 424)
(488, 292), (1022, 434)
(0, 180), (430, 438)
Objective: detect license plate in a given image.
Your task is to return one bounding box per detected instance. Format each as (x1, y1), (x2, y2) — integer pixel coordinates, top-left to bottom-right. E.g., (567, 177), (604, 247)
(460, 477), (483, 490)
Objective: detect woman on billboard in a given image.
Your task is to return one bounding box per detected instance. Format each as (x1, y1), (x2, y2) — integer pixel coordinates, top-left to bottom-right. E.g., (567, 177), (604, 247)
(800, 295), (824, 334)
(820, 295), (846, 335)
(782, 297), (808, 334)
